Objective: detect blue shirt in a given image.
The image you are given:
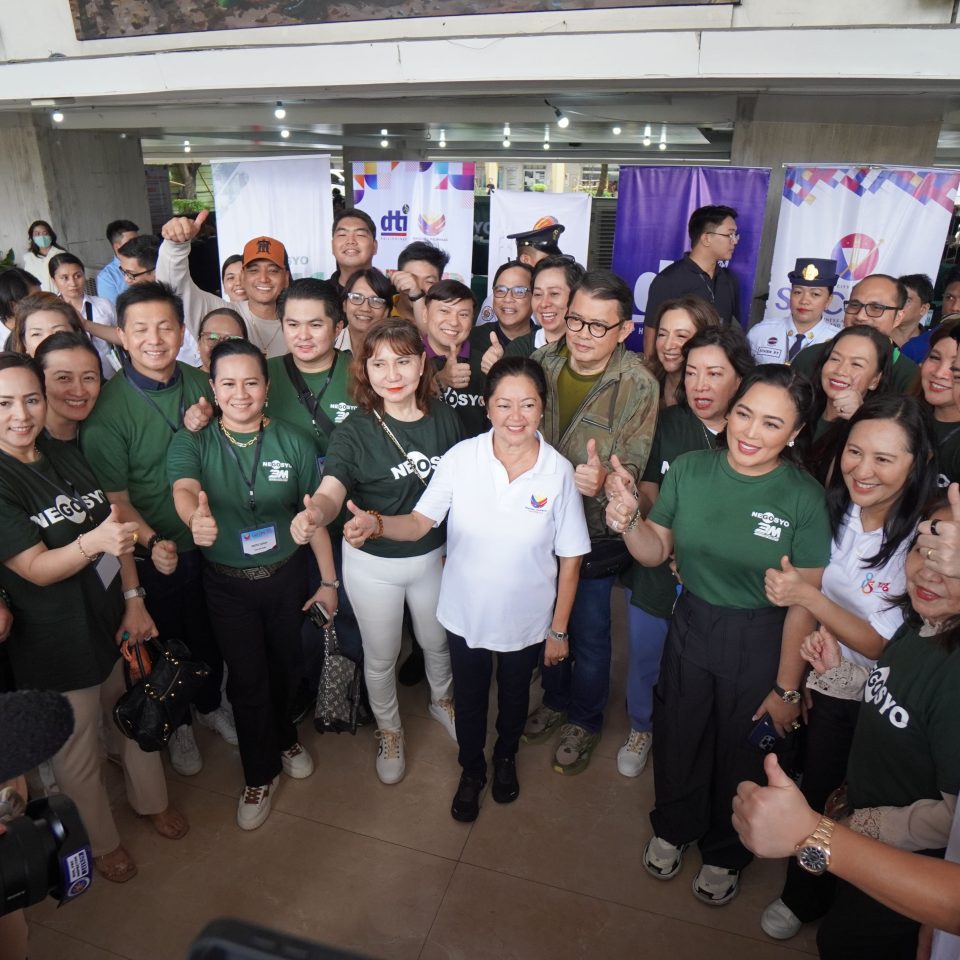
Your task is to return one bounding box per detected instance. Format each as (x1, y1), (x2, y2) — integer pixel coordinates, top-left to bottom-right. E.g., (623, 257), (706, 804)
(96, 257), (126, 306)
(901, 328), (931, 364)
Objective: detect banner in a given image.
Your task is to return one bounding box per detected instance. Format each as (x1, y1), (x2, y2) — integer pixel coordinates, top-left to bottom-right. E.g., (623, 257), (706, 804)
(211, 155), (334, 281)
(611, 165), (771, 350)
(352, 161), (476, 281)
(487, 190), (592, 289)
(765, 165), (960, 321)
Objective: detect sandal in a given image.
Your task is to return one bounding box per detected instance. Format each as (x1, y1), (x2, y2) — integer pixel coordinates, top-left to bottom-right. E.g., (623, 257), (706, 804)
(145, 804), (189, 840)
(94, 845), (138, 883)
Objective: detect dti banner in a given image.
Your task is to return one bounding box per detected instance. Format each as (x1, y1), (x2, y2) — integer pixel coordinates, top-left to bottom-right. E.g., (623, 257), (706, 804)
(611, 165), (770, 350)
(765, 166), (960, 321)
(211, 155), (334, 280)
(352, 161), (476, 280)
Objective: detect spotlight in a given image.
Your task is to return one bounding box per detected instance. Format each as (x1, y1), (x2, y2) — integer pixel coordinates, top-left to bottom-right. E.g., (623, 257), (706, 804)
(274, 101), (286, 120)
(380, 139), (389, 148)
(184, 146), (191, 154)
(612, 125), (621, 135)
(183, 140), (190, 146)
(557, 111), (569, 129)
(503, 138), (511, 148)
(51, 111), (64, 123)
(659, 124), (667, 150)
(659, 142), (667, 151)
(643, 123), (651, 147)
(280, 128), (290, 139)
(543, 142), (550, 150)
(439, 128), (446, 148)
(380, 128), (388, 135)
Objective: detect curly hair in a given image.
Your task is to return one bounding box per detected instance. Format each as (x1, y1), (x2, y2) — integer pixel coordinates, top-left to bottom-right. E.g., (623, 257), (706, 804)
(11, 293), (84, 355)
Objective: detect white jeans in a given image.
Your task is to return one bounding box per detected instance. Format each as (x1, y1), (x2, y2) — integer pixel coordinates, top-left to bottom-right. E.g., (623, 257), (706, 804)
(342, 542), (452, 731)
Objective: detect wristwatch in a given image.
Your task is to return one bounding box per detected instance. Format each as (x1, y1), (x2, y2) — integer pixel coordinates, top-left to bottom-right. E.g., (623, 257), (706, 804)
(547, 629), (569, 642)
(795, 815), (835, 875)
(774, 683), (802, 705)
(319, 579), (341, 589)
(123, 587), (147, 601)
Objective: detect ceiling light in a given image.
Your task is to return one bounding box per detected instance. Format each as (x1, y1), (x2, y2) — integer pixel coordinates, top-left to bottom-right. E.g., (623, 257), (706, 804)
(557, 111), (569, 129)
(280, 128), (290, 139)
(659, 124), (667, 150)
(380, 139), (389, 148)
(612, 125), (622, 135)
(184, 145), (191, 153)
(51, 111), (64, 123)
(543, 123), (550, 150)
(543, 142), (550, 151)
(380, 128), (388, 136)
(503, 138), (511, 148)
(643, 123), (651, 146)
(274, 101), (286, 120)
(183, 139), (190, 146)
(439, 128), (447, 148)
(659, 142), (667, 151)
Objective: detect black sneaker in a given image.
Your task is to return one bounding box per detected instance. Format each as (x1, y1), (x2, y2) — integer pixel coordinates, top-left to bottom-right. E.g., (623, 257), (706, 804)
(491, 757), (520, 804)
(398, 644), (425, 687)
(451, 774), (486, 822)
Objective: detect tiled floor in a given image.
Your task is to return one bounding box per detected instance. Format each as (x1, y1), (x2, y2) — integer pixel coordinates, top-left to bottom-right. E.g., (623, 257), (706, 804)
(26, 597), (819, 960)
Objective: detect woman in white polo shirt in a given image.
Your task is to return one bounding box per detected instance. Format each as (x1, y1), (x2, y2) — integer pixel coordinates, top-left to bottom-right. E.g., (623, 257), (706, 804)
(343, 356), (590, 822)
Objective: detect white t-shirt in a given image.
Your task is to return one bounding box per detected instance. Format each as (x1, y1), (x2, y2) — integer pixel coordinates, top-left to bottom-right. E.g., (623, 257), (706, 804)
(931, 798), (960, 959)
(415, 430), (590, 651)
(820, 504), (907, 671)
(747, 314), (842, 365)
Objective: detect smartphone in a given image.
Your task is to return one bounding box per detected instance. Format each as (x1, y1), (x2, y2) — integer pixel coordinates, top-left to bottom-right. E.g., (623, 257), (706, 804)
(747, 714), (782, 753)
(308, 602), (330, 630)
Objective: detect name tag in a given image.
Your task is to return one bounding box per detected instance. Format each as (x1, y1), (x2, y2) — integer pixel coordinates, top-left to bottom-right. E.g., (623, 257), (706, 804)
(95, 552), (120, 589)
(316, 455), (326, 477)
(240, 524), (278, 557)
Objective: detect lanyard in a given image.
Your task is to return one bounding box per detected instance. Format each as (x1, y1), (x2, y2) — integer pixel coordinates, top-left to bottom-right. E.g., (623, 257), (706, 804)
(217, 422), (264, 513)
(124, 370), (185, 433)
(282, 352), (338, 440)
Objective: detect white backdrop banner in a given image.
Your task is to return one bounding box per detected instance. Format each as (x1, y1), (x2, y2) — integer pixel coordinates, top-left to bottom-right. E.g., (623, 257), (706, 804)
(487, 190), (592, 291)
(352, 161), (476, 280)
(211, 155), (334, 281)
(765, 165), (960, 322)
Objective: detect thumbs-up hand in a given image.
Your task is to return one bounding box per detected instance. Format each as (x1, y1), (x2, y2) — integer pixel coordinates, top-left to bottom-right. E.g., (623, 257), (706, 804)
(151, 537), (179, 576)
(763, 554), (809, 608)
(342, 499), (380, 549)
(604, 453), (638, 501)
(480, 330), (504, 374)
(829, 385), (865, 421)
(183, 397), (214, 433)
(436, 342), (472, 391)
(731, 753), (820, 859)
(917, 487), (960, 578)
(574, 438), (608, 497)
(290, 493), (319, 545)
(189, 490), (218, 547)
(161, 208), (209, 244)
(800, 625), (841, 675)
(89, 504), (141, 557)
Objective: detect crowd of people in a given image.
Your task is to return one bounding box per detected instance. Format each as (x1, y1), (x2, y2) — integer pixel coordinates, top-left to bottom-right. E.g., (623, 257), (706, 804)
(0, 202), (958, 960)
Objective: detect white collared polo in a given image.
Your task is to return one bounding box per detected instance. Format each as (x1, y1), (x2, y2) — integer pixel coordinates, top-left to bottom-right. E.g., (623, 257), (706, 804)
(415, 429), (590, 651)
(747, 314), (842, 365)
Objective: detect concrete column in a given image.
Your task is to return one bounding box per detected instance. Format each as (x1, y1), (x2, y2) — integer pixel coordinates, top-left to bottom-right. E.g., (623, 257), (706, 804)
(731, 95), (944, 323)
(0, 114), (150, 275)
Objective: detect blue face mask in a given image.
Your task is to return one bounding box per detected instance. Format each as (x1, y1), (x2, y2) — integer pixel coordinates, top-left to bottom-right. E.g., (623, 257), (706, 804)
(33, 234), (52, 249)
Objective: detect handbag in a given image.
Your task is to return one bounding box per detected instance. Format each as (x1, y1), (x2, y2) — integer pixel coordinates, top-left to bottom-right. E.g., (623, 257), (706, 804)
(113, 638), (211, 752)
(314, 622), (362, 735)
(580, 536), (633, 579)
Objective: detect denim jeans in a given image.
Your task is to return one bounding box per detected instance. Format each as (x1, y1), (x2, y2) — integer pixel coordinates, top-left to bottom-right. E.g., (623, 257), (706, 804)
(625, 599), (670, 733)
(540, 574), (614, 734)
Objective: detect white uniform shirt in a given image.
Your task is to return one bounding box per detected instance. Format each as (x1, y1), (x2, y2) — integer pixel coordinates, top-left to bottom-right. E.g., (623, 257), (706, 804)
(415, 430), (590, 651)
(748, 314), (842, 365)
(931, 797), (960, 959)
(819, 504), (907, 672)
(76, 294), (120, 379)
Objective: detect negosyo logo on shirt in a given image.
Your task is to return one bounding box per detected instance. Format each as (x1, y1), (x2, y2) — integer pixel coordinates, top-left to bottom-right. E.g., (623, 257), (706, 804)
(865, 665), (909, 729)
(263, 459), (292, 482)
(31, 490), (107, 528)
(751, 510), (790, 542)
(390, 451), (439, 481)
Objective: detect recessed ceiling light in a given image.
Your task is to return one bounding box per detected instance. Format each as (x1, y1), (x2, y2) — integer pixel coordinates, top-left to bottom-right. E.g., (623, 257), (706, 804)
(274, 101), (286, 120)
(280, 128), (290, 139)
(51, 111), (64, 123)
(612, 125), (622, 135)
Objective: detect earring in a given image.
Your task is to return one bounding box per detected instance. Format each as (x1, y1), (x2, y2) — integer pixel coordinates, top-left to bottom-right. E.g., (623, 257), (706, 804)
(788, 439), (795, 447)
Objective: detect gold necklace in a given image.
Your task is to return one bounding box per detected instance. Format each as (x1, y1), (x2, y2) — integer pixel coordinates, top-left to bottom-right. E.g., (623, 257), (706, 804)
(218, 417), (263, 448)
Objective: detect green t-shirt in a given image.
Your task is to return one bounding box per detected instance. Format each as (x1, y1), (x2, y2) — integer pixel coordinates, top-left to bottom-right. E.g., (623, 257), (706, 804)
(648, 449), (831, 609)
(557, 362), (602, 437)
(847, 623), (960, 813)
(932, 418), (960, 489)
(80, 363), (212, 550)
(430, 351), (488, 439)
(0, 436), (122, 692)
(792, 340), (919, 393)
(627, 406), (718, 618)
(167, 419), (319, 568)
(265, 350), (356, 455)
(322, 400), (463, 559)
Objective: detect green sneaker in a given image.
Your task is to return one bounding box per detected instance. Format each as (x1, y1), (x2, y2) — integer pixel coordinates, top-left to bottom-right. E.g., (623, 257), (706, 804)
(521, 705), (567, 745)
(552, 723), (601, 775)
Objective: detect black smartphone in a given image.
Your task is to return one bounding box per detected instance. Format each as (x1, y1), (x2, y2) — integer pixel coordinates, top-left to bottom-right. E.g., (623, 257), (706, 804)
(308, 602), (330, 630)
(747, 714), (782, 753)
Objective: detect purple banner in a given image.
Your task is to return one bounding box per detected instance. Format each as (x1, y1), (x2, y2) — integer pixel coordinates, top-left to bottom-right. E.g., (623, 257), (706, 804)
(611, 165), (771, 350)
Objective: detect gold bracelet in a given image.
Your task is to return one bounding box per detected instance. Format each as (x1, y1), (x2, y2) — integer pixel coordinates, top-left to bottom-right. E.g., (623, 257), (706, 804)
(366, 509), (384, 540)
(76, 534), (96, 563)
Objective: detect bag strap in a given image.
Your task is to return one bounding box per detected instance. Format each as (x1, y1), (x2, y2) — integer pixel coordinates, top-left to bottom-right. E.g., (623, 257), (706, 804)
(282, 352), (338, 440)
(372, 410), (428, 488)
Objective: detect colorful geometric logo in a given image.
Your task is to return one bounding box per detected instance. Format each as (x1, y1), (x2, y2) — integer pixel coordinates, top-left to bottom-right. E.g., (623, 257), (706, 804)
(529, 494), (548, 510)
(831, 233), (881, 282)
(418, 211), (446, 236)
(532, 215), (559, 230)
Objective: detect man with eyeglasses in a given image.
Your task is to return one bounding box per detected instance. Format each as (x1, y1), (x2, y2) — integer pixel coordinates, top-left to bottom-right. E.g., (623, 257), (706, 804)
(644, 205), (741, 356)
(523, 268), (658, 776)
(468, 260), (536, 374)
(790, 274), (919, 392)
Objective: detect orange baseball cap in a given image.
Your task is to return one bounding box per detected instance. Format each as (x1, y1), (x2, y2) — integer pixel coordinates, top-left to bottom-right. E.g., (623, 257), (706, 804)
(242, 236), (287, 270)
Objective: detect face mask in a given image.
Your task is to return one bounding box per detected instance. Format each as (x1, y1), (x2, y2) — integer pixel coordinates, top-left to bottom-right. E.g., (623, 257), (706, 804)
(33, 235), (52, 249)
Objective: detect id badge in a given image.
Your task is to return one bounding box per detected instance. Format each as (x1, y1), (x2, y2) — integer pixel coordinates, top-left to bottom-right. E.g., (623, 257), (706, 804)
(95, 552), (120, 589)
(316, 454), (326, 477)
(240, 524), (278, 557)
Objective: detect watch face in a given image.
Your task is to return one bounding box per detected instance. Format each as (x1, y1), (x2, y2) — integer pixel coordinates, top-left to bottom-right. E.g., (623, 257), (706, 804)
(798, 846), (828, 874)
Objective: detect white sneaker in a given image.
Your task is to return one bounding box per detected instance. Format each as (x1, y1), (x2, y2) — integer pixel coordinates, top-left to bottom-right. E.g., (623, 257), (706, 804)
(280, 742), (315, 780)
(375, 729), (405, 784)
(642, 835), (687, 880)
(692, 864), (741, 906)
(237, 776), (278, 831)
(429, 698), (457, 742)
(761, 898), (802, 939)
(617, 729), (652, 777)
(197, 705), (239, 746)
(168, 725), (202, 776)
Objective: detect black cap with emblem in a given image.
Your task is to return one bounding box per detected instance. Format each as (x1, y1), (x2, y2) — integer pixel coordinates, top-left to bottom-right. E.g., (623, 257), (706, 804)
(787, 257), (840, 290)
(507, 223), (566, 256)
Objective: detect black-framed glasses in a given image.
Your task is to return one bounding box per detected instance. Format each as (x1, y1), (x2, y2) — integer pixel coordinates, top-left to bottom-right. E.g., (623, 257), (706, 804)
(345, 291), (387, 308)
(843, 299), (898, 319)
(202, 332), (244, 345)
(121, 267), (152, 281)
(706, 231), (740, 242)
(565, 314), (625, 338)
(493, 285), (531, 299)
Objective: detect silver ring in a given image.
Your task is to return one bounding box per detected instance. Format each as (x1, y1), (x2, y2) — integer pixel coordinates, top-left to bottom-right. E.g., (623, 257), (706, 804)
(612, 520), (622, 532)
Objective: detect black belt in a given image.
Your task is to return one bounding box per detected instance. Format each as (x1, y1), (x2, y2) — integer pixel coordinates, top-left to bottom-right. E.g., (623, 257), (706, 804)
(206, 554), (293, 581)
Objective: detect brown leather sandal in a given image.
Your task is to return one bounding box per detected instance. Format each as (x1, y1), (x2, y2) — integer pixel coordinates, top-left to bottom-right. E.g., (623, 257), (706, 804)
(146, 804), (189, 840)
(94, 845), (138, 883)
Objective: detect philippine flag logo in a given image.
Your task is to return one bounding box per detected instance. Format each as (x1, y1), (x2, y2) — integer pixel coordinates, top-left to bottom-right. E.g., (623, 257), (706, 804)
(530, 494), (548, 510)
(418, 211), (446, 236)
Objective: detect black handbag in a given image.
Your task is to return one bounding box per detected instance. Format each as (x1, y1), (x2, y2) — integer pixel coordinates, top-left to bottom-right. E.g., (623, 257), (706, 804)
(113, 638), (211, 752)
(580, 536), (633, 579)
(314, 622), (362, 735)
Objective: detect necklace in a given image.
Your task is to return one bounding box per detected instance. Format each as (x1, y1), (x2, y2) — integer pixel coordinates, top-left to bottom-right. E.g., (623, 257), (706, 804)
(219, 417), (265, 448)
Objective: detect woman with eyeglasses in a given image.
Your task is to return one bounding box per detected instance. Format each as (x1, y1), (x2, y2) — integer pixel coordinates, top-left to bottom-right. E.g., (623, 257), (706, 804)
(338, 268), (393, 355)
(469, 260), (534, 375)
(197, 307), (249, 373)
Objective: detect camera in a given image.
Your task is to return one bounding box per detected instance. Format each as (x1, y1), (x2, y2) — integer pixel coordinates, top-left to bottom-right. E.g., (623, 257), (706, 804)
(0, 793), (93, 917)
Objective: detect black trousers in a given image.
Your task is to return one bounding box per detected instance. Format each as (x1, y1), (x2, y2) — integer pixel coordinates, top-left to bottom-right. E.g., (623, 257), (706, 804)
(202, 551), (307, 787)
(650, 590), (786, 870)
(781, 690), (860, 921)
(817, 878), (920, 960)
(139, 547), (224, 719)
(447, 631), (542, 781)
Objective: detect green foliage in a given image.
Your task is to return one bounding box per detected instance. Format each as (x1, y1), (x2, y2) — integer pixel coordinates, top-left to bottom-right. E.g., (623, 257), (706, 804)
(173, 198), (205, 215)
(0, 248), (15, 268)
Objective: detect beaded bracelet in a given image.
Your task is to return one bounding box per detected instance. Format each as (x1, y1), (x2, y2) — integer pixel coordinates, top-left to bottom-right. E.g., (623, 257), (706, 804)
(625, 505), (644, 532)
(366, 509), (384, 540)
(76, 534), (98, 563)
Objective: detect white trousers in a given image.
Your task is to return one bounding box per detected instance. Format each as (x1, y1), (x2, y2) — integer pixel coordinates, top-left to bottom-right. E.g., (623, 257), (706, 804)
(342, 542), (452, 731)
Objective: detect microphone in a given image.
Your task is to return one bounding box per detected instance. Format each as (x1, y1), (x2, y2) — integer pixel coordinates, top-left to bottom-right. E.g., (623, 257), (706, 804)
(0, 690), (74, 782)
